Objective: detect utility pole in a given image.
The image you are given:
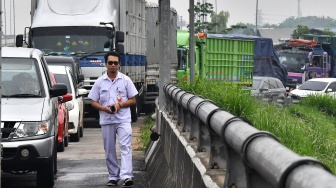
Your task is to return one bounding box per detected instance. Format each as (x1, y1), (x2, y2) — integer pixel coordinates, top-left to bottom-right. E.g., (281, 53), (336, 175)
(189, 0), (195, 82)
(0, 0), (3, 183)
(158, 0), (171, 111)
(255, 0), (258, 35)
(297, 0), (302, 18)
(4, 0), (6, 45)
(12, 0), (15, 43)
(215, 0), (217, 33)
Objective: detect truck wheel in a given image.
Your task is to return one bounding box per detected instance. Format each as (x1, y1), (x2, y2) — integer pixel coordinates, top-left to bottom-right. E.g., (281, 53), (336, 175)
(131, 104), (138, 122)
(36, 141), (56, 187)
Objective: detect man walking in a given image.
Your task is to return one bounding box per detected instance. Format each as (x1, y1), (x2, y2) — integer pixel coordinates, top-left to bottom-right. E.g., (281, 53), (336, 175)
(88, 51), (138, 186)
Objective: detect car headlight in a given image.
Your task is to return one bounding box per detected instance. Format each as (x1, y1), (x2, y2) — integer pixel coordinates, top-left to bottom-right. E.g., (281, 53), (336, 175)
(9, 121), (49, 139)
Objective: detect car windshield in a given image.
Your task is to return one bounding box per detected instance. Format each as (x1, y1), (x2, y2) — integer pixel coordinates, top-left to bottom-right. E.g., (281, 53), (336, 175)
(252, 79), (262, 90)
(1, 58), (43, 98)
(54, 74), (72, 94)
(298, 81), (328, 91)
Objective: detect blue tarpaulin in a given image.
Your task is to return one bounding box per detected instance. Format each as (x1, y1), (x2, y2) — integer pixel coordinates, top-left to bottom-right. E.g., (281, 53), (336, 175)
(207, 34), (288, 86)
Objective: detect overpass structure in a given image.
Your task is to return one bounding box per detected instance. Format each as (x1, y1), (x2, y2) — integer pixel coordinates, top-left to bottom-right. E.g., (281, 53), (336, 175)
(144, 83), (336, 188)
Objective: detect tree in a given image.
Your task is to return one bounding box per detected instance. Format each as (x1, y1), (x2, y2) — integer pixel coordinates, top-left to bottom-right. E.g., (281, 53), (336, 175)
(279, 16), (336, 28)
(223, 23), (255, 36)
(193, 2), (216, 33)
(292, 25), (310, 39)
(209, 10), (230, 33)
(323, 28), (335, 36)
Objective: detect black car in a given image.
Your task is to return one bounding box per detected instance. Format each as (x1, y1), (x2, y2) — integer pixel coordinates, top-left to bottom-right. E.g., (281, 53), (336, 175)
(45, 56), (84, 86)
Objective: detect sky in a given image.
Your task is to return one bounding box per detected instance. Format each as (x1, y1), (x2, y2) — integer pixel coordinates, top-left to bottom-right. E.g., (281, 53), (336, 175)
(147, 0), (336, 28)
(2, 0), (336, 36)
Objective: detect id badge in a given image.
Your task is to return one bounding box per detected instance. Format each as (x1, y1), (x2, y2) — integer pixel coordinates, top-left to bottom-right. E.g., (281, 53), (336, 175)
(117, 93), (122, 103)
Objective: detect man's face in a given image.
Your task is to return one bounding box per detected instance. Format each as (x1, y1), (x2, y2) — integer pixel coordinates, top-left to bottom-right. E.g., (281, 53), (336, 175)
(105, 55), (120, 74)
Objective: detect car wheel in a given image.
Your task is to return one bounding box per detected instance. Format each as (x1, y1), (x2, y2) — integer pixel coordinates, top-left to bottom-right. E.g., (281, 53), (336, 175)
(70, 127), (80, 142)
(80, 126), (84, 137)
(36, 140), (56, 187)
(79, 117), (84, 137)
(57, 134), (65, 152)
(64, 135), (69, 147)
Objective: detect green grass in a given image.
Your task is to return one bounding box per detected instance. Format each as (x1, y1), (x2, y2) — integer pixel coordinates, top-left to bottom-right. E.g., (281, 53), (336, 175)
(177, 78), (336, 173)
(137, 114), (155, 151)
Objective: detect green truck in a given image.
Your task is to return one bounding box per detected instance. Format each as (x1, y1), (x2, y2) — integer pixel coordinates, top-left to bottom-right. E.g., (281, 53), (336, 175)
(177, 30), (287, 86)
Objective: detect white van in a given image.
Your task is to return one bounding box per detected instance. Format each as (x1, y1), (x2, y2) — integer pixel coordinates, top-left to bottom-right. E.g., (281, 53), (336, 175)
(1, 47), (68, 187)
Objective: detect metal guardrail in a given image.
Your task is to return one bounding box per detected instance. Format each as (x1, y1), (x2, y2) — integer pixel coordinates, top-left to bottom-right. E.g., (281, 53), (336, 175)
(161, 83), (336, 188)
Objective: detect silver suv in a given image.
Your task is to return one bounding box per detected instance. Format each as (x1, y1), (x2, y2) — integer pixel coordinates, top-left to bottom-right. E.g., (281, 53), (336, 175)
(1, 47), (67, 187)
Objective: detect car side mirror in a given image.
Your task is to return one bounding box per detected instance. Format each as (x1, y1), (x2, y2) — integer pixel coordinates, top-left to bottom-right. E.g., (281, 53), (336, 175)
(78, 88), (88, 96)
(327, 88), (333, 93)
(62, 93), (73, 103)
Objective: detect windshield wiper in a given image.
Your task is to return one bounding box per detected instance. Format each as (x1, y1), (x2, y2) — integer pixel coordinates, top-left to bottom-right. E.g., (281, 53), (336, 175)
(4, 94), (41, 98)
(80, 51), (106, 60)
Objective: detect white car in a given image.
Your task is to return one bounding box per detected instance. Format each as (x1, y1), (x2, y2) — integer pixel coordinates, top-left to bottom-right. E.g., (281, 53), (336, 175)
(289, 78), (336, 100)
(48, 65), (87, 142)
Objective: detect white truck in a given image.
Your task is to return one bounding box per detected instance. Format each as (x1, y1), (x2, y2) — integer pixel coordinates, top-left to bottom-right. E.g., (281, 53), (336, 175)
(17, 0), (177, 121)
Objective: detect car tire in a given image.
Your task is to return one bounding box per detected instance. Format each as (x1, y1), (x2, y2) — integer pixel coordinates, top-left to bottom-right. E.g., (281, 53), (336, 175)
(70, 127), (80, 142)
(36, 140), (56, 187)
(64, 135), (69, 147)
(80, 126), (84, 137)
(79, 116), (84, 138)
(57, 134), (65, 152)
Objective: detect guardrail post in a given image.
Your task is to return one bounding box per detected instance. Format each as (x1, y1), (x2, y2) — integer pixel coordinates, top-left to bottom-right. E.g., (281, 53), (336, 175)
(176, 91), (188, 127)
(171, 88), (183, 121)
(180, 93), (194, 132)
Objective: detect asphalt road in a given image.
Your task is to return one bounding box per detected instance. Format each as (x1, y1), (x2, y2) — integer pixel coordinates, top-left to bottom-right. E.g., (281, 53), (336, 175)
(1, 117), (149, 188)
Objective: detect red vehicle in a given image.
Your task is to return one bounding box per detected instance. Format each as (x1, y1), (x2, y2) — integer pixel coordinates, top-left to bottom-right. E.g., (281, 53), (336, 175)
(51, 73), (72, 152)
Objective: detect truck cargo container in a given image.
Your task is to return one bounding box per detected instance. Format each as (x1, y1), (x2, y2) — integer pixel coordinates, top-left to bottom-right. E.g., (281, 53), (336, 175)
(177, 30), (287, 86)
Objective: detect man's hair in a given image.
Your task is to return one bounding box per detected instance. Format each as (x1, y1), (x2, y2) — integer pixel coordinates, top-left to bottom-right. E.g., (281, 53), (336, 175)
(104, 51), (121, 62)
